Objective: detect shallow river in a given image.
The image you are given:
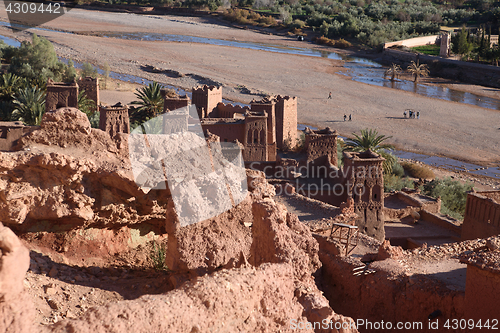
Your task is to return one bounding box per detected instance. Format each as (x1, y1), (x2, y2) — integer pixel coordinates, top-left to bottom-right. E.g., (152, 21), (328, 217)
(0, 23), (498, 179)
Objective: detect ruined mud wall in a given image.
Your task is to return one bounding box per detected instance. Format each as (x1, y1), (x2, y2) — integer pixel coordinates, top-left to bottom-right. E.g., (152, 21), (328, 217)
(463, 265), (500, 322)
(462, 191), (500, 240)
(419, 210), (462, 234)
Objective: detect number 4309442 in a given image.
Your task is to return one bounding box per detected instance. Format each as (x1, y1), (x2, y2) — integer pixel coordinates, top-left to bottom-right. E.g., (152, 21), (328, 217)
(5, 2), (61, 14)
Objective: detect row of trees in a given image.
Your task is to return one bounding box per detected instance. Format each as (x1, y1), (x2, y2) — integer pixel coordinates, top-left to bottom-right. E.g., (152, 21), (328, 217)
(0, 35), (105, 126)
(384, 61), (430, 82)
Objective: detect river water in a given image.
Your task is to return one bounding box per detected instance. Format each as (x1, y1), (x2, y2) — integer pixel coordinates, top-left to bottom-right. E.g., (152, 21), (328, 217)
(0, 22), (498, 179)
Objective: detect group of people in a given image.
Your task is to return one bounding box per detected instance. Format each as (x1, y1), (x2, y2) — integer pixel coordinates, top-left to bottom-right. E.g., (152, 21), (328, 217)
(404, 110), (420, 119)
(343, 114), (351, 121)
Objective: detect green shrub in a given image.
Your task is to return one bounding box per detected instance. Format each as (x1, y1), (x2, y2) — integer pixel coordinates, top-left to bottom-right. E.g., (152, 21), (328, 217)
(422, 177), (473, 220)
(401, 161), (435, 179)
(384, 174), (414, 192)
(391, 162), (405, 177)
(150, 241), (168, 270)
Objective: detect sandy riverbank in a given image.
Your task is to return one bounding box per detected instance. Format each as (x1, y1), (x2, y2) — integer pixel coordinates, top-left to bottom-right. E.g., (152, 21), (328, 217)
(1, 8), (499, 166)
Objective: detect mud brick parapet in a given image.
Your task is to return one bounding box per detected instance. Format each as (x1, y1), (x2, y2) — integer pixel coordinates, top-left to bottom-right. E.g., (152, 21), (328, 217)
(275, 95), (297, 150)
(462, 191), (500, 240)
(192, 85), (222, 118)
(343, 150), (385, 241)
(77, 77), (99, 111)
(217, 103), (250, 118)
(99, 103), (130, 138)
(46, 80), (78, 113)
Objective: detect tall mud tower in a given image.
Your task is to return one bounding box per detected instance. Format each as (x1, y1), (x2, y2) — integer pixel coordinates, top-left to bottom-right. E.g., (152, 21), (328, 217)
(343, 150), (385, 241)
(192, 85), (222, 118)
(275, 95), (297, 150)
(250, 98), (276, 161)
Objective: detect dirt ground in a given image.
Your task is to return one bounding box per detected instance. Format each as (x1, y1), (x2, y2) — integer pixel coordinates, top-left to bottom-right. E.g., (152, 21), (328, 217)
(0, 8), (499, 167)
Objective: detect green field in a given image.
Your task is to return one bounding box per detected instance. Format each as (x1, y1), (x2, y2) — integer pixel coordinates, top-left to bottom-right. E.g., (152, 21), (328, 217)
(412, 44), (440, 56)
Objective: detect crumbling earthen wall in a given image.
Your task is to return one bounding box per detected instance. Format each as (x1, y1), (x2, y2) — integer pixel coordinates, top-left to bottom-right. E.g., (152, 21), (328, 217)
(462, 191), (500, 240)
(343, 150), (385, 241)
(99, 104), (130, 138)
(192, 85), (222, 118)
(216, 102), (249, 118)
(45, 80), (78, 112)
(320, 250), (465, 333)
(275, 95), (297, 150)
(77, 77), (99, 111)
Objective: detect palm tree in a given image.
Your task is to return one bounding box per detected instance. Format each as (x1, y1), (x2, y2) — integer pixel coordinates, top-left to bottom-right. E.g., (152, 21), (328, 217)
(11, 86), (46, 125)
(343, 128), (397, 174)
(131, 81), (164, 119)
(406, 60), (429, 83)
(384, 63), (401, 81)
(78, 90), (99, 128)
(0, 73), (24, 101)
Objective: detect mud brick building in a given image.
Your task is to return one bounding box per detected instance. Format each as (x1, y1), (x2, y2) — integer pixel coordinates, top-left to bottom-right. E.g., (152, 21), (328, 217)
(0, 121), (34, 151)
(305, 127), (338, 169)
(161, 89), (190, 112)
(99, 103), (130, 138)
(45, 80), (78, 112)
(190, 85), (298, 162)
(462, 190), (500, 240)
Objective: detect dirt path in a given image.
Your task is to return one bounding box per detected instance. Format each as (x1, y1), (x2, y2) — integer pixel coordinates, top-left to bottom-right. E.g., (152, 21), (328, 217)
(1, 8), (499, 166)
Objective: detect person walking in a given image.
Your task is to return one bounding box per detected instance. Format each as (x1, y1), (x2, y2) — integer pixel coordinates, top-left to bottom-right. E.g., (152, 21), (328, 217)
(343, 114), (347, 121)
(416, 111), (420, 119)
(328, 92), (332, 99)
(349, 114), (352, 121)
(403, 111), (407, 118)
